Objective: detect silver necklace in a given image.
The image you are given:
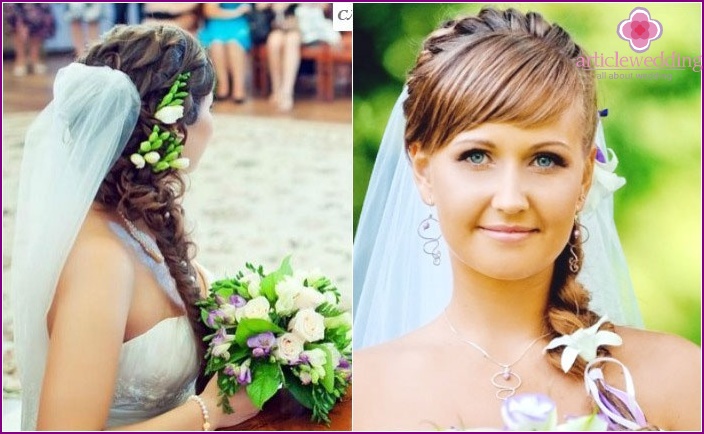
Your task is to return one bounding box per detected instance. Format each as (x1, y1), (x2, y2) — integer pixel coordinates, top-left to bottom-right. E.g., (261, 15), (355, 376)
(444, 311), (548, 400)
(118, 212), (165, 263)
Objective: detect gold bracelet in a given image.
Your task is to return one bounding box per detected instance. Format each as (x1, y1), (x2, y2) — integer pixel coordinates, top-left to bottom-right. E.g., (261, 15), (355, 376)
(188, 395), (211, 431)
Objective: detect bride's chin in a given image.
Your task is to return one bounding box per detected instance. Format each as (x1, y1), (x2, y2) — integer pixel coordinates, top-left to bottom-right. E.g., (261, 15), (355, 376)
(452, 254), (547, 282)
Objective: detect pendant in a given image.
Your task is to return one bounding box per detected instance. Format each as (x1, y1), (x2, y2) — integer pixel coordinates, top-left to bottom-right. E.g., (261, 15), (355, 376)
(491, 368), (522, 400)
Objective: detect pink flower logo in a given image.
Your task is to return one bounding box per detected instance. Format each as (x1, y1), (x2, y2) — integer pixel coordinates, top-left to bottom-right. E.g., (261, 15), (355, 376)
(617, 7), (662, 53)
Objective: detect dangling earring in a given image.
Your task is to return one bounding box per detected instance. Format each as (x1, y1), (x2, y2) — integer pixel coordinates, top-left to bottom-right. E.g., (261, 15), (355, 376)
(568, 215), (581, 274)
(418, 213), (441, 266)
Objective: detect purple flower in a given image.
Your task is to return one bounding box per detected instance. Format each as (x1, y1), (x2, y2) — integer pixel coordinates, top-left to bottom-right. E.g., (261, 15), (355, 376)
(501, 393), (557, 431)
(236, 360), (253, 385)
(211, 328), (235, 359)
(247, 332), (275, 357)
(298, 352), (310, 364)
(223, 363), (237, 377)
(230, 294), (246, 308)
(337, 357), (350, 369)
(237, 366), (252, 385)
(206, 310), (219, 327)
(252, 347), (268, 358)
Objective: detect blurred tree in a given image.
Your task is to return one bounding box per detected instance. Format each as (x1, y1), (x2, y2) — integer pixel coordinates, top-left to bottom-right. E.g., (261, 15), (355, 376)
(353, 3), (701, 343)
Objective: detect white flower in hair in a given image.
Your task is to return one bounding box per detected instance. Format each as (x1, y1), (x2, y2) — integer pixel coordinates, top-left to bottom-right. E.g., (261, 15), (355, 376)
(130, 153), (146, 169)
(169, 157), (190, 170)
(144, 151), (161, 164)
(154, 105), (184, 124)
(543, 316), (623, 373)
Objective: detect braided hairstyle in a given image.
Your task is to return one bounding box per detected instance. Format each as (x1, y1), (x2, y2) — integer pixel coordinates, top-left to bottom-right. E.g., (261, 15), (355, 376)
(78, 24), (215, 383)
(404, 8), (612, 378)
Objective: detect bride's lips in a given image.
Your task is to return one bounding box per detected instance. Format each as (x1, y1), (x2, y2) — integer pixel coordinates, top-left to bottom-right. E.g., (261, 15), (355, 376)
(479, 225), (538, 242)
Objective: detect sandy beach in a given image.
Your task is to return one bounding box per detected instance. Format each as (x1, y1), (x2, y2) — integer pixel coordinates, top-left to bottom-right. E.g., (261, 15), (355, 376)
(2, 111), (352, 415)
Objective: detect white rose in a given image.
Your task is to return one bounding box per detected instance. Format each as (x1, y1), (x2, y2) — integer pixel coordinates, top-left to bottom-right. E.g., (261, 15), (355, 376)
(289, 308), (325, 342)
(302, 348), (327, 368)
(274, 332), (305, 364)
(274, 289), (296, 316)
(276, 276), (305, 298)
(241, 272), (261, 298)
(154, 105), (184, 124)
(235, 296), (270, 322)
(293, 287), (326, 311)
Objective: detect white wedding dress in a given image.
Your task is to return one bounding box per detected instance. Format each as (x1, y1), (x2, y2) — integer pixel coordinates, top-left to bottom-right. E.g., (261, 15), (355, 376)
(104, 223), (200, 428)
(107, 317), (197, 427)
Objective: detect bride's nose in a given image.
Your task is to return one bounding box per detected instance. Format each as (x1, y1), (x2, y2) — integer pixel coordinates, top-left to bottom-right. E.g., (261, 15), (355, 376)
(490, 165), (529, 214)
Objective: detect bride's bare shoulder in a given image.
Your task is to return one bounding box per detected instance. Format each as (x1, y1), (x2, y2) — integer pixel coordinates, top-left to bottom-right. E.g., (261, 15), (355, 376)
(611, 326), (701, 430)
(355, 324), (438, 365)
(353, 328), (438, 429)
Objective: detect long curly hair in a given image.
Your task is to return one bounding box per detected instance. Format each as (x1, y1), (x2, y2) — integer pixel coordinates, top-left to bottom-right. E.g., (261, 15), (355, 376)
(78, 24), (215, 383)
(404, 8), (612, 379)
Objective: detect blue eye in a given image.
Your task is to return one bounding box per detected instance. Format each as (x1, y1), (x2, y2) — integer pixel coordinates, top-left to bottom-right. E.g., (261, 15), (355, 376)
(535, 155), (555, 167)
(465, 150), (487, 164)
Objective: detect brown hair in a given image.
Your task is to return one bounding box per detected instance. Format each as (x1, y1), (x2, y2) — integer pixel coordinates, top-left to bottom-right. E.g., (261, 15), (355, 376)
(405, 8), (610, 378)
(78, 24), (214, 383)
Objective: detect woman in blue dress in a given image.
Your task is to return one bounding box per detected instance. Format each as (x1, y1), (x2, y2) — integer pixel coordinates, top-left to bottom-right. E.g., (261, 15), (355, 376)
(199, 3), (253, 103)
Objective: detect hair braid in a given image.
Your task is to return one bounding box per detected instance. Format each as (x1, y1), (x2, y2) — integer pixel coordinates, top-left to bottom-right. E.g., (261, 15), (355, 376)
(80, 25), (214, 386)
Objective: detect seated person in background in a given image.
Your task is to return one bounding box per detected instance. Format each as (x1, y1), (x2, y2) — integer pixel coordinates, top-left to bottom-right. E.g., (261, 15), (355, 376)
(143, 3), (201, 35)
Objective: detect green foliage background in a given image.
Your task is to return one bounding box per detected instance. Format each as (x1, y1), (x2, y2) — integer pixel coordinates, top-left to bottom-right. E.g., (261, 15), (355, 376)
(353, 3), (702, 344)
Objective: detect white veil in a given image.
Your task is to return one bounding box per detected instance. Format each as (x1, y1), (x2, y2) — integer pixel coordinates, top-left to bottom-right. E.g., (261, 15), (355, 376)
(353, 90), (643, 350)
(11, 63), (141, 430)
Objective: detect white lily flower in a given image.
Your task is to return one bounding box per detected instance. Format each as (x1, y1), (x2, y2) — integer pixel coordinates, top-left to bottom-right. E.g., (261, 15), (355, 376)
(543, 316), (623, 373)
(130, 153), (145, 169)
(154, 105), (184, 124)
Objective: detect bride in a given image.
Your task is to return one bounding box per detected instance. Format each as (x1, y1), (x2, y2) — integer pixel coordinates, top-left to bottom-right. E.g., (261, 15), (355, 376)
(353, 8), (701, 431)
(11, 24), (258, 430)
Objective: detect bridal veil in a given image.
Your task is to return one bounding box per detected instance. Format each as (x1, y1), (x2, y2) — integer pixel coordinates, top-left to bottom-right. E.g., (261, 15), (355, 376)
(11, 63), (140, 429)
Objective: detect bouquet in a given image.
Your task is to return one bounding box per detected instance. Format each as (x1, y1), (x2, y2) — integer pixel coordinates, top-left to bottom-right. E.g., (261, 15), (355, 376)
(196, 256), (352, 425)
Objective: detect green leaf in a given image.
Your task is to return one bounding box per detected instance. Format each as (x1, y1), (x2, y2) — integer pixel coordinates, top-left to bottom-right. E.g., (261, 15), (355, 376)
(157, 92), (173, 109)
(200, 308), (213, 329)
(229, 345), (251, 363)
(164, 151), (179, 162)
(234, 318), (284, 347)
(246, 361), (282, 410)
(283, 369), (314, 409)
(260, 256), (294, 302)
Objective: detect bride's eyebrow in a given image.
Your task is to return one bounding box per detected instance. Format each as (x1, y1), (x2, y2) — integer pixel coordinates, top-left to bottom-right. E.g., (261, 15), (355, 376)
(449, 138), (495, 148)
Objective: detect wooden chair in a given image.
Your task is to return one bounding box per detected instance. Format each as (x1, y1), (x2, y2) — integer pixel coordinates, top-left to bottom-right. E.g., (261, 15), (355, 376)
(251, 32), (352, 101)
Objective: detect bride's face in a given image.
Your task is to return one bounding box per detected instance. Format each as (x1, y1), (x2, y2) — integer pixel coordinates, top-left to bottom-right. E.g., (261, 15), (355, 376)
(182, 92), (214, 171)
(410, 103), (595, 280)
